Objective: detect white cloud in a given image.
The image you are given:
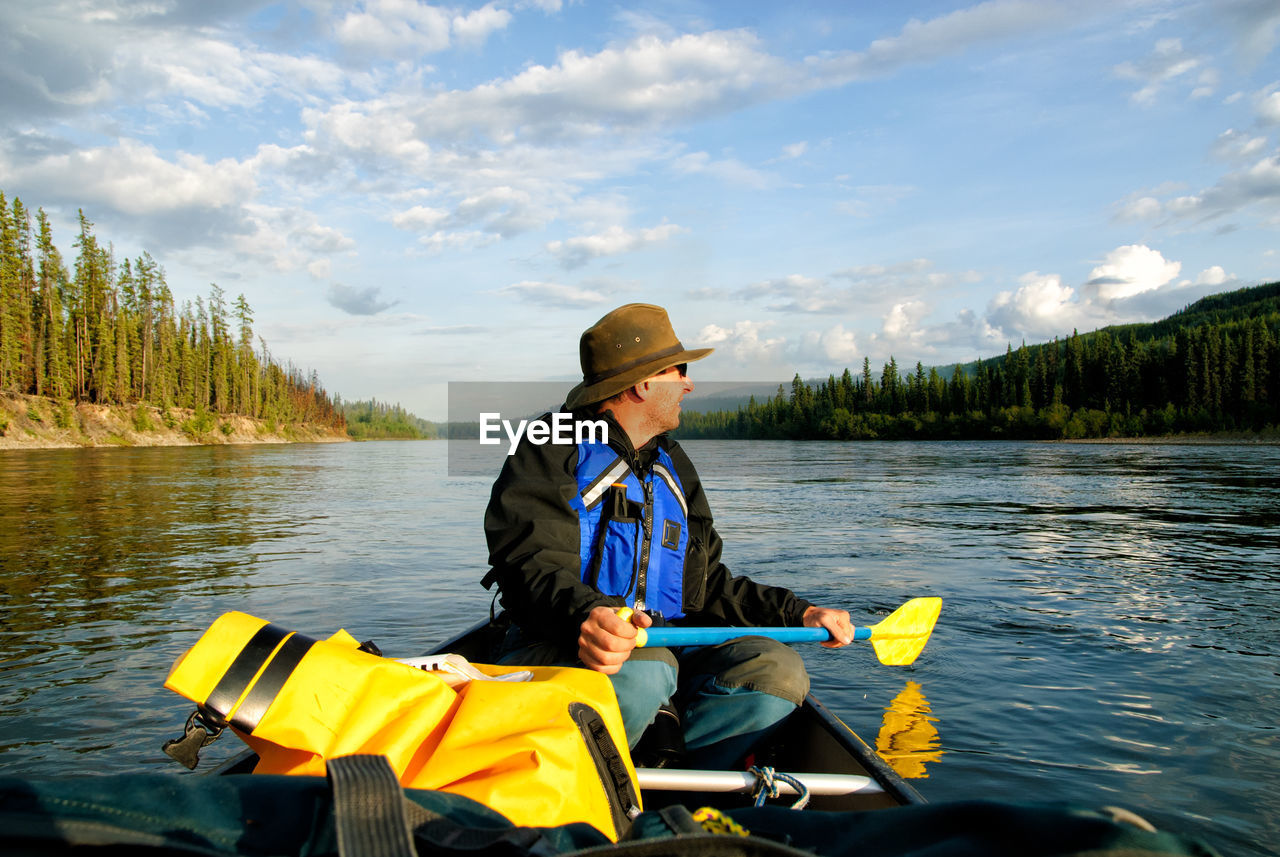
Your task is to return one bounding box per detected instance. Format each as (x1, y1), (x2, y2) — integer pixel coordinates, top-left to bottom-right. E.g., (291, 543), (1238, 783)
(800, 324), (860, 364)
(1193, 265), (1229, 286)
(328, 283), (398, 315)
(303, 96), (435, 169)
(415, 229), (497, 254)
(1157, 152), (1280, 222)
(729, 259), (969, 322)
(1085, 244), (1181, 301)
(388, 186), (559, 240)
(546, 222), (686, 269)
(0, 7), (351, 122)
(498, 281), (610, 308)
(863, 246), (1223, 359)
(1114, 103), (1280, 225)
(0, 135), (369, 278)
(833, 257), (918, 275)
(298, 222), (356, 254)
(1115, 195), (1164, 221)
(987, 272), (1082, 339)
(392, 205), (450, 231)
(1114, 38), (1204, 105)
(881, 300), (932, 341)
(453, 3), (513, 47)
(453, 186), (551, 237)
(781, 141), (808, 159)
(0, 138), (255, 215)
(125, 33), (352, 111)
(809, 0), (1081, 87)
(863, 300), (940, 360)
(1259, 85), (1280, 124)
(335, 0), (453, 58)
(394, 30), (789, 145)
(737, 274), (836, 313)
(932, 309), (1007, 356)
(698, 320), (785, 365)
(1191, 68), (1220, 99)
(1211, 128), (1267, 161)
(230, 203), (358, 274)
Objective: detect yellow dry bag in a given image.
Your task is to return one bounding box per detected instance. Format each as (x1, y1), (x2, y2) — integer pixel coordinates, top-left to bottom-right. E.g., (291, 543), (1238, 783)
(163, 612), (641, 841)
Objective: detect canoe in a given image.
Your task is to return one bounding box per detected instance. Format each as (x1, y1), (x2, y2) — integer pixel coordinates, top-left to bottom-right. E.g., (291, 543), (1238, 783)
(211, 617), (923, 812)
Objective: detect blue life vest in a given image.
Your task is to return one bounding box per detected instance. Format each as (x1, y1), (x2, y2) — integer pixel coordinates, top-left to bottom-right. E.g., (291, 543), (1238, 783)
(572, 440), (691, 619)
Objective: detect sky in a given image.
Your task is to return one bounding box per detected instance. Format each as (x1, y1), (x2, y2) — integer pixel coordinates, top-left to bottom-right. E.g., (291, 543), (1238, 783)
(2, 0), (1279, 419)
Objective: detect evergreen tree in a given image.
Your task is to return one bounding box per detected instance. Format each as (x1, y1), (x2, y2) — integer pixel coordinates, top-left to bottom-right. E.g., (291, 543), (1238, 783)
(0, 193), (18, 391)
(1064, 330), (1084, 408)
(861, 357), (873, 408)
(34, 209), (69, 399)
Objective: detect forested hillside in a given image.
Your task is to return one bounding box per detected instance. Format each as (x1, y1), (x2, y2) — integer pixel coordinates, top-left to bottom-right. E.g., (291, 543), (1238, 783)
(676, 282), (1280, 441)
(0, 191), (344, 436)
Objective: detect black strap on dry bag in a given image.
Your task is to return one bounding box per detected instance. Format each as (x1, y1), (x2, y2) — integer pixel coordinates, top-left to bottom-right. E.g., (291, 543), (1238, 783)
(163, 622), (317, 769)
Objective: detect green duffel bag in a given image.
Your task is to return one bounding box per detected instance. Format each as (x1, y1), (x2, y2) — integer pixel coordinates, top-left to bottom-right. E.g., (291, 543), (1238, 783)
(0, 755), (1219, 857)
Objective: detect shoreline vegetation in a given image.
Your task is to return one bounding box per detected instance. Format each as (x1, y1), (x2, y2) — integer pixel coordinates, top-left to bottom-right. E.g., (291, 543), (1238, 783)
(0, 190), (346, 446)
(0, 392), (347, 450)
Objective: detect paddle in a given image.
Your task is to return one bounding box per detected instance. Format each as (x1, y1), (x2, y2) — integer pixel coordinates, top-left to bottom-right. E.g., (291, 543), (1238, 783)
(622, 597), (942, 666)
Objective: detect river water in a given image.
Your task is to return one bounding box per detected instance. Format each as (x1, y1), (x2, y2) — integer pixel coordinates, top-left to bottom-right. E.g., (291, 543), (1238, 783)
(0, 440), (1276, 856)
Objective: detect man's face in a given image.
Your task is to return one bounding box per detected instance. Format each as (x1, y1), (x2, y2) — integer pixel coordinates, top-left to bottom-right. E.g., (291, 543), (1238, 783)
(645, 363), (694, 434)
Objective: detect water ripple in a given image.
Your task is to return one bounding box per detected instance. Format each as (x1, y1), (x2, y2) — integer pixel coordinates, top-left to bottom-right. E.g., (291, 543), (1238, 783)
(1, 440), (1276, 856)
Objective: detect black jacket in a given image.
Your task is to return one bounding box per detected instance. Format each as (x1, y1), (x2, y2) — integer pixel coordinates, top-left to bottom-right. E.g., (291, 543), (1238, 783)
(483, 410), (812, 646)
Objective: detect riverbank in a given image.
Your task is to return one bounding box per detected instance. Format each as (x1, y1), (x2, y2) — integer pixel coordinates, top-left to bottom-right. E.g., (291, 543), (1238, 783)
(0, 393), (349, 450)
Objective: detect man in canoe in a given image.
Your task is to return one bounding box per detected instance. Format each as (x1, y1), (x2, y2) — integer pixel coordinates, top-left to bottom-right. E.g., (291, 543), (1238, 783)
(482, 303), (856, 768)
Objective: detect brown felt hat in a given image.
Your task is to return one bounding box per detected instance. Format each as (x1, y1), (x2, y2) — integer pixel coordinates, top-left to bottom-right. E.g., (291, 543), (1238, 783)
(566, 303), (713, 409)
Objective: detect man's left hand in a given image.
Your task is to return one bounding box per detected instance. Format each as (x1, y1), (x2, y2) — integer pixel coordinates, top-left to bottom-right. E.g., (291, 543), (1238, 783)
(802, 605), (854, 648)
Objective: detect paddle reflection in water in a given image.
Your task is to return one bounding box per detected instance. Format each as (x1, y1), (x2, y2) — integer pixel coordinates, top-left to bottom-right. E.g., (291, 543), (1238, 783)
(875, 681), (944, 779)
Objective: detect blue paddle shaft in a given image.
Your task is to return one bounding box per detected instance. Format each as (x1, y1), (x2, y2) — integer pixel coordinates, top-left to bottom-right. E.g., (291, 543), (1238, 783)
(639, 625), (873, 647)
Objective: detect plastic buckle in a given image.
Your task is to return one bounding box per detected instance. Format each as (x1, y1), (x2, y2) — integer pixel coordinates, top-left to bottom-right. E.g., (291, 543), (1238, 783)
(162, 709), (226, 770)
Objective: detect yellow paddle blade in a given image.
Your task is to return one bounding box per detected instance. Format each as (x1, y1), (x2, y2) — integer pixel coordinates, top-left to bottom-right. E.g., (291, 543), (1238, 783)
(868, 597), (942, 666)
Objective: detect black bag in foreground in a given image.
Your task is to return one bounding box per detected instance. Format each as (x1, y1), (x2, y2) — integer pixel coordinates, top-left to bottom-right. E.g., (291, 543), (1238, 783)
(0, 755), (1219, 857)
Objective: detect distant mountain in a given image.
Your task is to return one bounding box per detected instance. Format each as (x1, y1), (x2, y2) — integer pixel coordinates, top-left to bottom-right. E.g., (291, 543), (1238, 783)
(683, 381), (791, 413)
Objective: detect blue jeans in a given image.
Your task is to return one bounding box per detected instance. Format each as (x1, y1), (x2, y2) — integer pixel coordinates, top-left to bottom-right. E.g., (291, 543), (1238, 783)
(496, 627), (808, 769)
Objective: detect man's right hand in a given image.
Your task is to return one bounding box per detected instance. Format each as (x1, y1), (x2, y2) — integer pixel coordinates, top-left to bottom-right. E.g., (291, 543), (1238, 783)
(578, 605), (653, 674)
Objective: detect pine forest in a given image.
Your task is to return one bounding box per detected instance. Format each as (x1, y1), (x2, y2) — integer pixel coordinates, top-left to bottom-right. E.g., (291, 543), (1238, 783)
(676, 282), (1280, 441)
(0, 191), (344, 438)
